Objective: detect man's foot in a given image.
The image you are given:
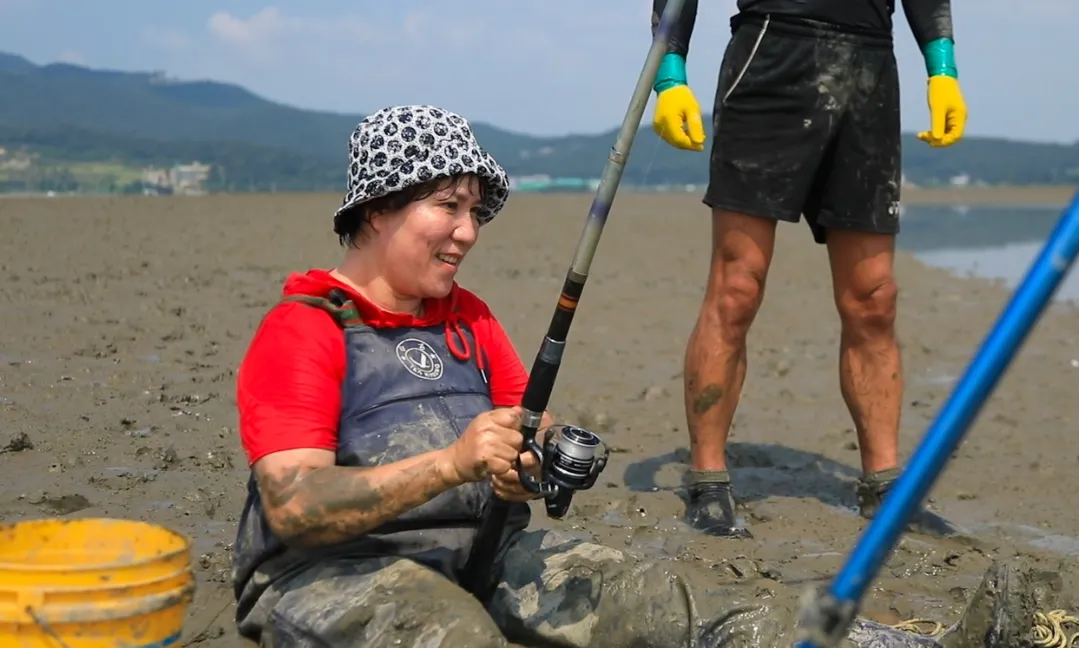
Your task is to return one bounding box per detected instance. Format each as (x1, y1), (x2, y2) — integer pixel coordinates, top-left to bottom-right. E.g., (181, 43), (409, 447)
(685, 470), (752, 538)
(856, 468), (964, 538)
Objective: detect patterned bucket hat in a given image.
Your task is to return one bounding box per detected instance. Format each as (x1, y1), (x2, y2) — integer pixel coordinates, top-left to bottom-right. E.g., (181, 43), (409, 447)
(334, 105), (510, 226)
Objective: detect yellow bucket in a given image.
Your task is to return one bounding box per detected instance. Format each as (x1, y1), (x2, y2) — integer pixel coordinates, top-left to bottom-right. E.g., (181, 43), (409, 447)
(0, 517), (196, 647)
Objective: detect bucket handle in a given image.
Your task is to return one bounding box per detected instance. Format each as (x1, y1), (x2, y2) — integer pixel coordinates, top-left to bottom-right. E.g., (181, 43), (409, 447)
(17, 591), (71, 648)
(26, 607), (72, 648)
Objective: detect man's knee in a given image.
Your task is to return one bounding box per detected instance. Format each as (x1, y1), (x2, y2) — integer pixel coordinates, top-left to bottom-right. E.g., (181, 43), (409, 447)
(829, 231), (899, 340)
(714, 267), (767, 337)
(706, 210), (774, 341)
(836, 275), (899, 339)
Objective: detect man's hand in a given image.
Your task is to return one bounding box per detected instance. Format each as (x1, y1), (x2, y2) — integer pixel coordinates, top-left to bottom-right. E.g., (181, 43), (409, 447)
(918, 75), (967, 148)
(653, 85), (706, 152)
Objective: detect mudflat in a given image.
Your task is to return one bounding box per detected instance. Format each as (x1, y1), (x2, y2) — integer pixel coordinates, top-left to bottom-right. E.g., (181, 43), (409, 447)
(1, 192), (1077, 645)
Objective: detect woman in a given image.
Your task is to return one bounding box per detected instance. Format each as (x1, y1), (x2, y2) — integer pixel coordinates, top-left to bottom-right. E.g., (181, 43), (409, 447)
(230, 104), (1035, 648)
(231, 104), (544, 638)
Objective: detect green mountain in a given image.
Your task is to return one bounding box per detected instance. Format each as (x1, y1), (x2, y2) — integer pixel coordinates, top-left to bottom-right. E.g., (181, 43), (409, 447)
(1, 51), (1077, 192)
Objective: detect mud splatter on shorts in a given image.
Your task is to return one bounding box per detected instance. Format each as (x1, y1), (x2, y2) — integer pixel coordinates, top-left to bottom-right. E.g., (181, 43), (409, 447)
(704, 13), (902, 245)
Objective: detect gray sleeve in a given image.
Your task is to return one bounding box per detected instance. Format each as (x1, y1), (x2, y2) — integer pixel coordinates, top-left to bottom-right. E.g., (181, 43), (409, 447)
(900, 0), (954, 48)
(652, 0), (699, 58)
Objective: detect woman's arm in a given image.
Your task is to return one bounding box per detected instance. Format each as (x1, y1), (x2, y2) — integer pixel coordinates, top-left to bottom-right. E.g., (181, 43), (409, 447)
(253, 447), (463, 548)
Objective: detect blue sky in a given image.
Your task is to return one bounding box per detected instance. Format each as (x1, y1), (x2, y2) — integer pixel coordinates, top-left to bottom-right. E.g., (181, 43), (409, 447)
(1, 0), (1075, 143)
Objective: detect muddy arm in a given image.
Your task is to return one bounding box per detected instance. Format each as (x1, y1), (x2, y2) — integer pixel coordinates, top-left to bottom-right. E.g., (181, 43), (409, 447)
(252, 447), (463, 548)
(900, 0), (954, 49)
(652, 0), (698, 58)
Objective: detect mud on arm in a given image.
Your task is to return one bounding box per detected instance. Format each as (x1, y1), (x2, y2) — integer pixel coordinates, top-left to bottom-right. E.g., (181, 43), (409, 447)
(253, 447), (463, 548)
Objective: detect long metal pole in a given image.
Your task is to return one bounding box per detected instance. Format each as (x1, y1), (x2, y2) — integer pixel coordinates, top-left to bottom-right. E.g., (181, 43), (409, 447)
(794, 189), (1079, 647)
(459, 0), (688, 600)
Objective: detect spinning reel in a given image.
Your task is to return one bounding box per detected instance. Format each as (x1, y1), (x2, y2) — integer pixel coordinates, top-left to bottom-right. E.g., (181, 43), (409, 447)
(517, 424), (609, 519)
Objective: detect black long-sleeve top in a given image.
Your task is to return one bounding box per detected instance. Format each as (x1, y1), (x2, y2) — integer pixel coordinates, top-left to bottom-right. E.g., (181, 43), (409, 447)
(652, 0), (954, 58)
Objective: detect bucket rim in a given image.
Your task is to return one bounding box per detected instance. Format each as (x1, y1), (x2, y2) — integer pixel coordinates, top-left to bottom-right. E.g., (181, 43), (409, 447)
(0, 516), (193, 573)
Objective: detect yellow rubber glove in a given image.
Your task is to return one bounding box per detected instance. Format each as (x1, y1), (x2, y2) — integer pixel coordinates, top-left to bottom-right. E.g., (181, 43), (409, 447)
(917, 75), (967, 148)
(653, 85), (706, 152)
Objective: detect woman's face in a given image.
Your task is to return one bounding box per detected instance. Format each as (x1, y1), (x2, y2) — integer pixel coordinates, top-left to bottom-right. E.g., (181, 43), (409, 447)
(371, 175), (484, 301)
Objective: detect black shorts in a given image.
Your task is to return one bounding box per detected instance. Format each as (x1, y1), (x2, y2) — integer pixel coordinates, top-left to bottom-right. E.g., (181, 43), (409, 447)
(703, 14), (902, 244)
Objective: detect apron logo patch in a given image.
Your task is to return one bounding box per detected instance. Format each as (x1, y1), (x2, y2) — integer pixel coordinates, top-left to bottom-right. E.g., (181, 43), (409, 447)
(395, 338), (444, 380)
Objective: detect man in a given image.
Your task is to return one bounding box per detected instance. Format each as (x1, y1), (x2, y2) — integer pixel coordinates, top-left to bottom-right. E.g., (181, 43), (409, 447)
(649, 0), (968, 538)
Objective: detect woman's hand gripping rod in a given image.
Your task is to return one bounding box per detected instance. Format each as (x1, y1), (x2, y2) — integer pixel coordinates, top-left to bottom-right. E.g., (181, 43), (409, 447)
(459, 0), (688, 601)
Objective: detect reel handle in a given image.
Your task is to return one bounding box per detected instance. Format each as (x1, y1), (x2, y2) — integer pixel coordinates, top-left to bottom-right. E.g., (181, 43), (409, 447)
(517, 437), (548, 495)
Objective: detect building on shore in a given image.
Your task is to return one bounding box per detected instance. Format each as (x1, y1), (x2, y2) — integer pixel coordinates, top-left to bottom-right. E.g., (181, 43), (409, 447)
(141, 162), (212, 195)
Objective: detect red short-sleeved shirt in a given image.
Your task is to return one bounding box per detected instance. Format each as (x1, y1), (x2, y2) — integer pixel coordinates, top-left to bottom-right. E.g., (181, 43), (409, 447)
(236, 269), (529, 466)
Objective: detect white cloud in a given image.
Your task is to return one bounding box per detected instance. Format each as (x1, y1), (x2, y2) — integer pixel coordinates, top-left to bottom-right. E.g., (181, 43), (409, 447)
(196, 5), (542, 102)
(206, 7), (389, 63)
(207, 8), (289, 63)
(208, 7), (287, 46)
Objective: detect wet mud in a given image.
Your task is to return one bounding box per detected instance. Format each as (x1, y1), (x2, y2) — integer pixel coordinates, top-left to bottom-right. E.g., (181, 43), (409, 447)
(1, 193), (1078, 646)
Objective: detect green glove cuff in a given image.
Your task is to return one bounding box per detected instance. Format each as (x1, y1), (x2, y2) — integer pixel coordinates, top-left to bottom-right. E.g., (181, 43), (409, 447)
(654, 53), (687, 94)
(923, 38), (958, 78)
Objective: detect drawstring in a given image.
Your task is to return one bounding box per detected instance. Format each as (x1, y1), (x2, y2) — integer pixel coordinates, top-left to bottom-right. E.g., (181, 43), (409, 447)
(445, 315), (471, 362)
(444, 311), (488, 382)
(296, 289), (487, 380)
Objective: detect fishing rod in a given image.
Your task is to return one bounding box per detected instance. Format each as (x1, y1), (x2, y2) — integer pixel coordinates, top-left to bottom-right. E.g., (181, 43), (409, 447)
(793, 189), (1079, 647)
(458, 0), (688, 600)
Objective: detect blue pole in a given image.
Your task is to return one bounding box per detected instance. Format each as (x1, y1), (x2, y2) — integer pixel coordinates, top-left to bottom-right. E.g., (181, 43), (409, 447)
(794, 189), (1079, 648)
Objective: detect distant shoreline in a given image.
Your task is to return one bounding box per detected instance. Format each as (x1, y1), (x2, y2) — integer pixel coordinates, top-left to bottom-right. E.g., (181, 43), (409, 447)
(897, 185), (1076, 206)
(0, 185), (1076, 206)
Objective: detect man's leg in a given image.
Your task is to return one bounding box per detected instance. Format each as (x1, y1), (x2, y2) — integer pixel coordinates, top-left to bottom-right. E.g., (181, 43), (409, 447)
(686, 16), (840, 537)
(826, 230), (902, 474)
(249, 556), (507, 648)
(814, 41), (958, 536)
(682, 210), (776, 537)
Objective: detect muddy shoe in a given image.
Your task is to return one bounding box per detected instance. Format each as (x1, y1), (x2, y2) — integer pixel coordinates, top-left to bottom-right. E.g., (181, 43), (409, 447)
(685, 471), (752, 539)
(856, 469), (963, 538)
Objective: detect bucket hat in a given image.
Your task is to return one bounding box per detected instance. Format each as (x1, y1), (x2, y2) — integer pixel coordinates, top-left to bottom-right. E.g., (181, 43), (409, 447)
(334, 104), (510, 226)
